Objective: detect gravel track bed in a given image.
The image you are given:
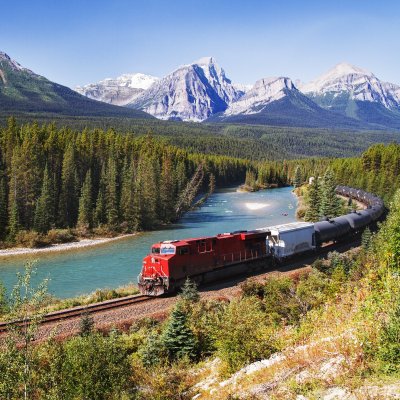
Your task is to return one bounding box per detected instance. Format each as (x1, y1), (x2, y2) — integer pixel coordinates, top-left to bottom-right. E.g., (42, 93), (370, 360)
(4, 240), (359, 342)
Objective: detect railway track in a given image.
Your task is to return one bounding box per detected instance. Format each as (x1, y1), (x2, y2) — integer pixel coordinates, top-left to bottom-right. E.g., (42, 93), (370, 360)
(0, 294), (152, 333)
(0, 236), (363, 335)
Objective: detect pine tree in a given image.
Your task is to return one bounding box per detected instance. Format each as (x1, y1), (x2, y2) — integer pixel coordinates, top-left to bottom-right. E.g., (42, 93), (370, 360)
(361, 227), (372, 250)
(58, 144), (79, 228)
(159, 155), (176, 223)
(245, 169), (257, 190)
(179, 278), (200, 303)
(162, 302), (198, 361)
(94, 165), (106, 227)
(305, 178), (321, 222)
(34, 166), (54, 233)
(8, 201), (19, 241)
(120, 158), (136, 231)
(293, 166), (302, 188)
(105, 158), (119, 228)
(77, 170), (93, 230)
(135, 156), (158, 229)
(0, 175), (7, 240)
(319, 169), (341, 219)
(79, 312), (94, 337)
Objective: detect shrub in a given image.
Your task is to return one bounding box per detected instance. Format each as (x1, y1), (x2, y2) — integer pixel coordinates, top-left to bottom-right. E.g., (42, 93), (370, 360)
(215, 297), (277, 374)
(139, 331), (168, 367)
(59, 332), (131, 399)
(46, 229), (76, 244)
(378, 302), (400, 374)
(15, 230), (48, 248)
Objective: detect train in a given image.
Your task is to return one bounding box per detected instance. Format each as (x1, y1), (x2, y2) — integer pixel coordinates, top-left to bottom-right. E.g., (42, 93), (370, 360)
(137, 185), (385, 296)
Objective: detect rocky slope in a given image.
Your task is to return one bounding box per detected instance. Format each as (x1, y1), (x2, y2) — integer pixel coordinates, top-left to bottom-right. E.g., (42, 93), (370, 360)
(301, 62), (400, 129)
(75, 73), (158, 106)
(0, 51), (152, 118)
(127, 57), (243, 121)
(208, 76), (364, 129)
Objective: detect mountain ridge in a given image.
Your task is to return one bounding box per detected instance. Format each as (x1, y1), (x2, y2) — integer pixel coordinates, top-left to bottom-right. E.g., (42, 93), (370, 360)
(0, 51), (153, 119)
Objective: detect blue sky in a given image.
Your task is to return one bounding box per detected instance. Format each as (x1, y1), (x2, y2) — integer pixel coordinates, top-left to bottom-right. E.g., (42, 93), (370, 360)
(1, 0), (399, 87)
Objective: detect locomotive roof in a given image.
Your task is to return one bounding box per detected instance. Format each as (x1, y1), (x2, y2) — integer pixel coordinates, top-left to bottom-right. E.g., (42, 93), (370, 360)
(152, 230), (265, 247)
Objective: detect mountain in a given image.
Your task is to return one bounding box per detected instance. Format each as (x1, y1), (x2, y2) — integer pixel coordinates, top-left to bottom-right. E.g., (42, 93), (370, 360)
(301, 62), (400, 129)
(127, 57), (243, 122)
(208, 76), (364, 128)
(0, 51), (152, 118)
(75, 73), (159, 106)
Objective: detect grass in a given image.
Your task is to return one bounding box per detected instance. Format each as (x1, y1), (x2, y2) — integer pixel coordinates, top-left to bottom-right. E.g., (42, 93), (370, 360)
(0, 283), (140, 322)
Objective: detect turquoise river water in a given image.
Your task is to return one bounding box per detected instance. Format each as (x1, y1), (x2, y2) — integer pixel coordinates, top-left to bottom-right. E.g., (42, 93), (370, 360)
(0, 187), (297, 299)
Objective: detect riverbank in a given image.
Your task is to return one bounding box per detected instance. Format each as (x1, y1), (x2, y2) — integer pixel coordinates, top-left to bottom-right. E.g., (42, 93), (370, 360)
(0, 233), (136, 258)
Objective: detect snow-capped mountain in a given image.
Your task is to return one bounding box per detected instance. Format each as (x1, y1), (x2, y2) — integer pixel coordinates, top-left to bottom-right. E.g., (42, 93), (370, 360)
(75, 73), (159, 106)
(208, 76), (364, 129)
(0, 51), (152, 119)
(0, 51), (35, 75)
(127, 57), (243, 121)
(302, 63), (400, 128)
(223, 77), (295, 116)
(302, 62), (400, 108)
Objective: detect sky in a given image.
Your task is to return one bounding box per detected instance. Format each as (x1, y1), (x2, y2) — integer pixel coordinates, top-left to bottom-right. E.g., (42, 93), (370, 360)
(1, 0), (399, 88)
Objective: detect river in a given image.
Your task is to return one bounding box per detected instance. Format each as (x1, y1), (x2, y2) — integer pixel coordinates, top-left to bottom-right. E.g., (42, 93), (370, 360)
(0, 187), (297, 298)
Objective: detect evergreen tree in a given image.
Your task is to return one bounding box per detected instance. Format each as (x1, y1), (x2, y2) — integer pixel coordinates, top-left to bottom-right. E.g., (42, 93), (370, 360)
(94, 165), (106, 227)
(162, 302), (198, 361)
(179, 278), (200, 303)
(58, 144), (79, 228)
(245, 169), (257, 190)
(159, 155), (176, 223)
(120, 158), (136, 231)
(0, 175), (7, 240)
(34, 166), (54, 233)
(79, 312), (94, 337)
(135, 156), (158, 229)
(105, 158), (119, 228)
(77, 170), (93, 230)
(8, 198), (20, 241)
(293, 166), (302, 188)
(305, 178), (321, 222)
(319, 169), (341, 219)
(361, 227), (372, 250)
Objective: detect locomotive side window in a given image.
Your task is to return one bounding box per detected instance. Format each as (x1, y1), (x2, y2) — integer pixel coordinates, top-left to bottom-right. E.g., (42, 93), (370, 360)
(179, 247), (189, 255)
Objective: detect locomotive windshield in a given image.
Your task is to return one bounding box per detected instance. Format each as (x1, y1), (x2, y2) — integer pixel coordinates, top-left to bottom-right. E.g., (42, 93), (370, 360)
(151, 247), (160, 254)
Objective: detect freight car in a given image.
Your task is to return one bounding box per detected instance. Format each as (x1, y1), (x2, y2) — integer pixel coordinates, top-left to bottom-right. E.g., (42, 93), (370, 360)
(138, 186), (385, 295)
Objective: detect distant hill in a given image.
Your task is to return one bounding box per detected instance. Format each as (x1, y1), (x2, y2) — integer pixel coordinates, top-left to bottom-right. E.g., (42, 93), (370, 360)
(0, 51), (153, 119)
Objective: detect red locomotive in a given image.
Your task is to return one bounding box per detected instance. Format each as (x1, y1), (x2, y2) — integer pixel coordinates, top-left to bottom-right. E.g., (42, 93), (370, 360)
(138, 230), (269, 295)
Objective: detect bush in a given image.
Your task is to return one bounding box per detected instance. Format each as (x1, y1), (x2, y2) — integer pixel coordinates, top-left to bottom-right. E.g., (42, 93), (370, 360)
(15, 230), (48, 248)
(55, 332), (131, 399)
(46, 229), (76, 244)
(378, 302), (400, 374)
(215, 297), (277, 374)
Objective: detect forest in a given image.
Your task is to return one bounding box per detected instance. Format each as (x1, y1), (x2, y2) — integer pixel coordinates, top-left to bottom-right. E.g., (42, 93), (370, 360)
(2, 114), (400, 249)
(1, 115), (399, 161)
(0, 117), (252, 247)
